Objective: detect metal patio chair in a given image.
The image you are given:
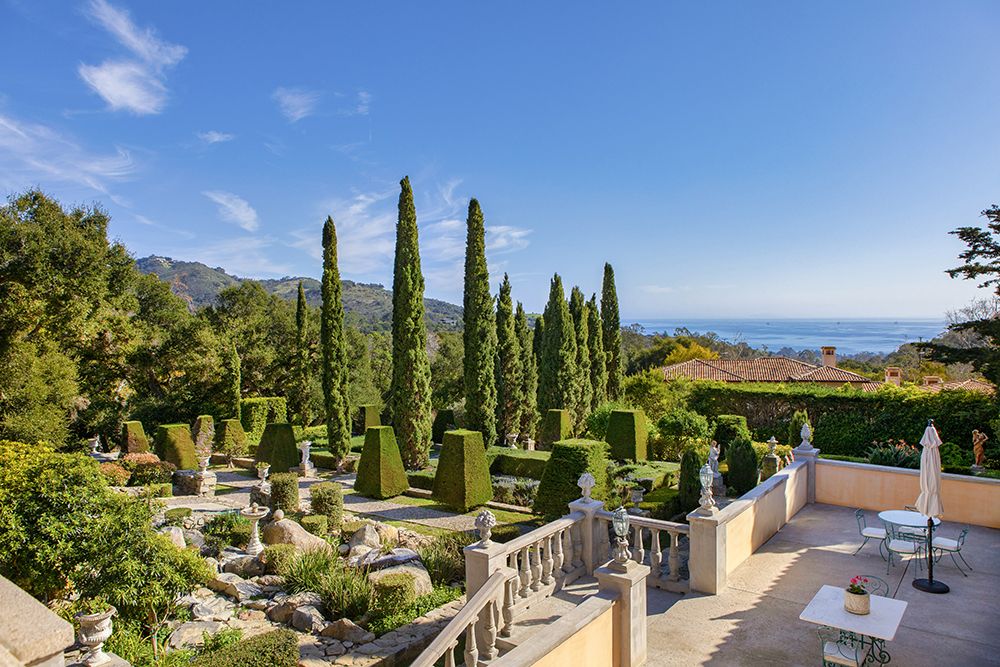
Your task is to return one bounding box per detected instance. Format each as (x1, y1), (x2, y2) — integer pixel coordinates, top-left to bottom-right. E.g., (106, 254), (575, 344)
(883, 521), (923, 575)
(932, 526), (972, 576)
(854, 509), (887, 559)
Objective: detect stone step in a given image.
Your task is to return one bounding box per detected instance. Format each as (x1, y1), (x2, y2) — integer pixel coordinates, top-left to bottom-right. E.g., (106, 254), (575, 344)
(496, 577), (600, 653)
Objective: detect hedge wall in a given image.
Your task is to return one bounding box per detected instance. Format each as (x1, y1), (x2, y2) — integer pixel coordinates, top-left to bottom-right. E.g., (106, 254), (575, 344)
(533, 439), (608, 518)
(607, 409), (648, 461)
(120, 421), (149, 453)
(687, 382), (997, 457)
(485, 447), (550, 480)
(153, 424), (198, 470)
(241, 397), (288, 444)
(255, 423), (299, 473)
(539, 409), (571, 449)
(433, 429), (493, 512)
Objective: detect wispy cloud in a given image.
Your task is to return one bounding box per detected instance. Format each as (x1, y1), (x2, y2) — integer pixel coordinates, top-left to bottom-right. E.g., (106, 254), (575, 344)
(487, 225), (532, 254)
(135, 213), (195, 239)
(197, 130), (235, 144)
(79, 0), (186, 115)
(166, 236), (290, 278)
(290, 189), (397, 274)
(202, 190), (259, 232)
(273, 87), (320, 122)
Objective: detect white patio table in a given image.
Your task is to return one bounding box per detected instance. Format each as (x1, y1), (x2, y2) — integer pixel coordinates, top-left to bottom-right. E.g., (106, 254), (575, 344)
(800, 585), (908, 665)
(877, 510), (940, 529)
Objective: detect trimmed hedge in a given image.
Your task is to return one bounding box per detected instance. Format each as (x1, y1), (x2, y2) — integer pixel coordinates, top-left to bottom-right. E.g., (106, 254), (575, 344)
(678, 447), (705, 513)
(310, 482), (343, 526)
(120, 421), (149, 453)
(269, 472), (300, 513)
(539, 409), (571, 449)
(607, 409), (648, 462)
(407, 469), (436, 491)
(189, 629), (298, 667)
(215, 419), (248, 459)
(154, 424), (198, 470)
(356, 404), (381, 435)
(300, 515), (328, 536)
(533, 439), (609, 518)
(688, 382), (997, 458)
(312, 452), (339, 470)
(372, 572), (417, 620)
(432, 409), (457, 444)
(486, 447), (550, 480)
(255, 423), (299, 473)
(432, 430), (493, 512)
(241, 397), (288, 444)
(711, 415), (751, 459)
(727, 436), (759, 496)
(355, 426), (409, 499)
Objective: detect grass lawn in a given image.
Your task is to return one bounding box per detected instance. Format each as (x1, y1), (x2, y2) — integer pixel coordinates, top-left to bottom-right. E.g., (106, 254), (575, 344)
(384, 493), (541, 526)
(214, 483), (241, 495)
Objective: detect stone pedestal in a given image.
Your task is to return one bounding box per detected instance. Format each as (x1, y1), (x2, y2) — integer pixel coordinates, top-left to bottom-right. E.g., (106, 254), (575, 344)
(291, 464), (316, 478)
(712, 471), (725, 497)
(761, 454), (779, 481)
(596, 561), (650, 667)
(567, 497), (604, 575)
(793, 445), (820, 503)
(249, 483), (271, 508)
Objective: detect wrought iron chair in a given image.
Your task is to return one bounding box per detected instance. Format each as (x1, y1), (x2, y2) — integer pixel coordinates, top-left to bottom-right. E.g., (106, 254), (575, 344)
(897, 505), (929, 542)
(818, 627), (863, 666)
(854, 509), (887, 559)
(883, 521), (923, 575)
(932, 527), (972, 576)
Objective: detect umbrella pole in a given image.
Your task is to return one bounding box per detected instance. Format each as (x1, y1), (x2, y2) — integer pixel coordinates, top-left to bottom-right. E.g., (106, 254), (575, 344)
(913, 517), (949, 594)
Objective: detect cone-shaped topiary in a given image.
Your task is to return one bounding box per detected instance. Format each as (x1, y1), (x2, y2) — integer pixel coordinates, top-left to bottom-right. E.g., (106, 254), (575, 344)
(601, 263), (624, 401)
(291, 281), (312, 428)
(121, 421), (149, 453)
(256, 423), (300, 473)
(727, 435), (759, 496)
(432, 409), (457, 445)
(223, 341), (241, 421)
(463, 199), (498, 447)
(678, 447), (705, 513)
(270, 472), (300, 512)
(432, 429), (493, 512)
(533, 438), (608, 518)
(241, 397), (287, 444)
(215, 418), (248, 460)
(355, 426), (409, 499)
(539, 409), (571, 449)
(154, 424), (198, 470)
(607, 409), (648, 461)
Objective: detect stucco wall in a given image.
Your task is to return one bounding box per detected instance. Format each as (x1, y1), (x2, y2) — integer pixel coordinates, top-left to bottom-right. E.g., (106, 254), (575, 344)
(815, 459), (1000, 528)
(531, 604), (615, 667)
(496, 595), (617, 667)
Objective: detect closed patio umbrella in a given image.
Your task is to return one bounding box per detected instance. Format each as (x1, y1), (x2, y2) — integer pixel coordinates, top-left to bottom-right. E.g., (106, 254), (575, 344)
(913, 419), (949, 594)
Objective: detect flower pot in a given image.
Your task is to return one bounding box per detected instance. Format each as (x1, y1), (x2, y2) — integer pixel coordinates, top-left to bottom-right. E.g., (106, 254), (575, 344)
(844, 589), (870, 615)
(198, 456), (211, 473)
(257, 466), (270, 481)
(75, 605), (116, 665)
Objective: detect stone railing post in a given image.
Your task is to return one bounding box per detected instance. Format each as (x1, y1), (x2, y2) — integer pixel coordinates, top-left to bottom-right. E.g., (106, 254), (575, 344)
(567, 497), (603, 575)
(1, 575), (76, 667)
(596, 560), (650, 667)
(686, 511), (726, 594)
(793, 444), (820, 504)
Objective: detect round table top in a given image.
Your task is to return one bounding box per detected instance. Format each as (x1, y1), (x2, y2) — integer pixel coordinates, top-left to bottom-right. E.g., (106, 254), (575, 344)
(878, 510), (941, 527)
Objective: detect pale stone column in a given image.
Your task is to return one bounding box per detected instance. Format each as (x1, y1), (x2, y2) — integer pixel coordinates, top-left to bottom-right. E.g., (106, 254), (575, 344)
(464, 541), (507, 598)
(567, 497), (604, 574)
(596, 561), (650, 667)
(793, 445), (820, 504)
(687, 511), (726, 594)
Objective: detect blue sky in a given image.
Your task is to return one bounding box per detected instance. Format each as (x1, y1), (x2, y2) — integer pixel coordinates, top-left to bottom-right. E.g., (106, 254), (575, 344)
(1, 1), (997, 318)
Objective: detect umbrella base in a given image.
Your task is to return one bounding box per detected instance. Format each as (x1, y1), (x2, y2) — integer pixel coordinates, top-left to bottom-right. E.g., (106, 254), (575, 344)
(913, 578), (950, 594)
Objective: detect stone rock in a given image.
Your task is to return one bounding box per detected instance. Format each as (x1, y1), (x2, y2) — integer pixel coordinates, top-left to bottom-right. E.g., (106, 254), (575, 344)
(168, 620), (220, 649)
(191, 596), (234, 622)
(291, 605), (327, 633)
(208, 573), (263, 602)
(338, 543), (350, 556)
(159, 526), (186, 549)
(237, 609), (266, 622)
(266, 591), (322, 624)
(249, 483), (271, 508)
(347, 544), (373, 561)
(373, 522), (399, 545)
(253, 574), (285, 587)
(243, 598), (270, 611)
(182, 529), (205, 550)
(202, 557), (220, 574)
(353, 547), (420, 571)
(349, 525), (381, 550)
(223, 555), (265, 579)
(262, 518), (331, 553)
(320, 618), (375, 644)
(324, 640), (346, 656)
(367, 561), (433, 597)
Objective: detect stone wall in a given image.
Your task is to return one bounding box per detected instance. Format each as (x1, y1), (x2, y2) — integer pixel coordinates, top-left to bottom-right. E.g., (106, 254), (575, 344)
(0, 575), (74, 667)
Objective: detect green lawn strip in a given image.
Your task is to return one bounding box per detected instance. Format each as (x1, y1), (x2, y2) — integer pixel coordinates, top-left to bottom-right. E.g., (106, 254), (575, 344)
(382, 493), (539, 525)
(214, 483), (242, 495)
(638, 485), (678, 512)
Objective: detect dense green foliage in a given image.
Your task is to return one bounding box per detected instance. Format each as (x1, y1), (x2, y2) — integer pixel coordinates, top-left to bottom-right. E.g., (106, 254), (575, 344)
(202, 513), (251, 552)
(270, 472), (300, 512)
(486, 447), (551, 480)
(417, 532), (471, 586)
(300, 514), (328, 536)
(240, 397), (287, 445)
(357, 404), (381, 433)
(320, 216), (352, 461)
(586, 295), (607, 412)
(601, 263), (624, 401)
(787, 409), (811, 447)
(432, 429), (493, 512)
(214, 418), (248, 460)
(189, 629), (298, 667)
(495, 275), (523, 443)
(532, 315), (544, 409)
(678, 447), (705, 512)
(390, 177), (433, 469)
(366, 585), (464, 637)
(533, 438), (609, 517)
(121, 421), (150, 453)
(255, 422), (299, 473)
(515, 303), (539, 439)
(222, 341), (241, 421)
(371, 572), (417, 620)
(606, 409), (648, 461)
(539, 409), (571, 448)
(432, 408), (457, 444)
(727, 436), (759, 495)
(154, 424), (197, 470)
(711, 414), (752, 458)
(538, 275), (579, 426)
(290, 281), (311, 427)
(310, 482), (344, 526)
(865, 440), (920, 469)
(430, 331), (464, 410)
(463, 199), (498, 446)
(355, 426), (409, 499)
(568, 286), (592, 428)
(654, 408), (710, 462)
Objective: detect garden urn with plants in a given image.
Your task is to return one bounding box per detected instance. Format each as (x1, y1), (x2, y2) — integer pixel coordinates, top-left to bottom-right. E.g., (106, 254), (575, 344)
(844, 576), (871, 615)
(75, 601), (116, 666)
(256, 461), (270, 481)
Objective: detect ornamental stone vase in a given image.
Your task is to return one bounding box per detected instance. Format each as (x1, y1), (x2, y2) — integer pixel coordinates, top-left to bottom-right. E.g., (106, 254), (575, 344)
(75, 605), (116, 665)
(844, 589), (870, 615)
(257, 465), (270, 481)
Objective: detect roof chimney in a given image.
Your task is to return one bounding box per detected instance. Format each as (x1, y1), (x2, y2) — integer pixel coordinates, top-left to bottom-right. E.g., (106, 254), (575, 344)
(922, 376), (942, 387)
(885, 366), (902, 386)
(821, 346), (837, 368)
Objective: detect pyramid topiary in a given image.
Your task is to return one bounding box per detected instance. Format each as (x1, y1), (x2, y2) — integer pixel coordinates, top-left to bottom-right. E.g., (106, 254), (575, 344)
(354, 426), (409, 499)
(120, 421), (149, 453)
(154, 424), (198, 471)
(432, 409), (456, 444)
(215, 419), (248, 460)
(533, 438), (608, 518)
(606, 409), (648, 462)
(255, 423), (299, 473)
(432, 429), (493, 512)
(539, 409), (571, 449)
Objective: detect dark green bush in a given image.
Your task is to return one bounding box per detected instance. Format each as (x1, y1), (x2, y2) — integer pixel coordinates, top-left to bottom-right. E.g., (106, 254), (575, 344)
(312, 452), (339, 470)
(432, 409), (457, 444)
(678, 447), (705, 512)
(711, 415), (752, 459)
(728, 436), (759, 495)
(202, 513), (251, 552)
(255, 423), (299, 473)
(240, 397), (287, 444)
(654, 408), (710, 462)
(584, 401), (628, 440)
(865, 440), (920, 469)
(300, 514), (328, 536)
(120, 421), (149, 453)
(787, 409), (811, 448)
(407, 469), (436, 490)
(533, 439), (608, 518)
(189, 629), (298, 667)
(164, 507), (192, 526)
(607, 409), (648, 461)
(355, 426), (409, 499)
(124, 455), (175, 486)
(310, 482), (343, 526)
(215, 419), (249, 460)
(260, 544), (297, 575)
(939, 441), (971, 468)
(486, 447), (550, 479)
(433, 430), (493, 512)
(154, 424), (198, 470)
(143, 482), (172, 497)
(366, 585), (464, 637)
(539, 409), (571, 449)
(269, 472), (300, 513)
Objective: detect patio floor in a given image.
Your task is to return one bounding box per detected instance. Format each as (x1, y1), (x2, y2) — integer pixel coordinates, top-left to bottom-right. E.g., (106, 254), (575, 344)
(645, 503), (1000, 666)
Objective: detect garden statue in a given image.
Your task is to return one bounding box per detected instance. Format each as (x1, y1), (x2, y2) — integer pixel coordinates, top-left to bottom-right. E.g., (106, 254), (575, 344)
(762, 436), (780, 480)
(708, 441), (720, 475)
(578, 472), (596, 500)
(798, 422), (813, 450)
(88, 435), (101, 454)
(475, 509), (497, 546)
(525, 437), (536, 451)
(972, 430), (988, 471)
(506, 433), (518, 448)
(297, 440), (315, 477)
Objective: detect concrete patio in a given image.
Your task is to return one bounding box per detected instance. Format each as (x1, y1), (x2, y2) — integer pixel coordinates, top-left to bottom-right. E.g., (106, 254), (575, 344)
(645, 503), (1000, 666)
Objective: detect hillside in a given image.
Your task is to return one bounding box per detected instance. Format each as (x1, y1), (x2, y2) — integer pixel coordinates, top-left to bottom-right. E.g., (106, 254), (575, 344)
(136, 256), (462, 331)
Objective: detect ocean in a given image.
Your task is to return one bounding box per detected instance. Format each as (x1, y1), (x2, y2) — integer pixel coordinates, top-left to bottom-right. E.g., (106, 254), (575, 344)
(622, 318), (948, 356)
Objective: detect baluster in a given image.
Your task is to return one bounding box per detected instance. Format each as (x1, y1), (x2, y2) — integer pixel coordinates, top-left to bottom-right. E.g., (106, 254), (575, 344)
(445, 640), (458, 667)
(552, 528), (565, 578)
(482, 600), (498, 660)
(667, 530), (680, 582)
(530, 541), (542, 591)
(571, 523), (584, 569)
(464, 622), (478, 667)
(518, 546), (531, 597)
(562, 526), (574, 574)
(632, 524), (644, 563)
(541, 533), (555, 584)
(650, 528), (662, 578)
(598, 518), (611, 562)
(501, 577), (514, 637)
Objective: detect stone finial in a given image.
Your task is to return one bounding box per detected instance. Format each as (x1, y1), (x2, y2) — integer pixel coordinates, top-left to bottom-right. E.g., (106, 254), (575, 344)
(767, 436), (778, 456)
(577, 472), (596, 500)
(798, 422), (813, 450)
(272, 509), (284, 521)
(475, 510), (497, 546)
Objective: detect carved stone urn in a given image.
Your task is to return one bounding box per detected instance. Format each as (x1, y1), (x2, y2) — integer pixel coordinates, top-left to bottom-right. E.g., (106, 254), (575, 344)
(75, 605), (116, 666)
(198, 456), (211, 473)
(844, 589), (870, 615)
(257, 464), (270, 481)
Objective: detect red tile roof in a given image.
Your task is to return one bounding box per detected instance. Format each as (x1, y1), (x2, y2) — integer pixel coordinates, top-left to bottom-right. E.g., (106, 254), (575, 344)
(662, 357), (877, 387)
(920, 378), (995, 395)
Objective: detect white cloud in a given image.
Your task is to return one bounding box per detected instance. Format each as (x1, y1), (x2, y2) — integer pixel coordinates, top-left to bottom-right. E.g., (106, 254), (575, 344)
(202, 191), (259, 232)
(355, 91), (371, 115)
(487, 225), (531, 254)
(79, 0), (186, 115)
(166, 236), (290, 277)
(197, 130), (235, 144)
(273, 87), (320, 122)
(290, 189), (397, 274)
(134, 213), (195, 238)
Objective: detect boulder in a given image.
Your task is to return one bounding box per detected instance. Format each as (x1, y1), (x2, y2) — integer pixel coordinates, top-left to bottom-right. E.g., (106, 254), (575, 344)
(373, 522), (399, 545)
(266, 591), (323, 625)
(208, 572), (263, 602)
(252, 574), (286, 587)
(320, 618), (375, 644)
(349, 524), (381, 550)
(183, 529), (206, 550)
(349, 547), (420, 570)
(159, 526), (186, 549)
(223, 555), (265, 579)
(338, 543), (350, 556)
(292, 605), (327, 633)
(262, 517), (331, 553)
(191, 596), (235, 622)
(367, 561), (433, 597)
(347, 544), (373, 561)
(169, 621), (221, 649)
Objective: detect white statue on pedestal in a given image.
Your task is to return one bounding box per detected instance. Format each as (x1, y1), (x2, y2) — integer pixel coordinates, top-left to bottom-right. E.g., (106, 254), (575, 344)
(299, 440), (312, 469)
(708, 440), (720, 475)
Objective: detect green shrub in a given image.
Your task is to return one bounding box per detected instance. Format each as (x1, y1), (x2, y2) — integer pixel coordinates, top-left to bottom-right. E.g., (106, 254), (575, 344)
(751, 442), (792, 465)
(315, 564), (374, 622)
(215, 419), (249, 460)
(677, 447), (705, 512)
(99, 462), (131, 486)
(432, 409), (457, 444)
(164, 507), (192, 526)
(865, 440), (920, 469)
(417, 532), (470, 586)
(939, 441), (971, 468)
(279, 549), (339, 594)
(310, 482), (343, 527)
(312, 452), (339, 470)
(300, 514), (328, 536)
(486, 447), (550, 479)
(356, 404), (381, 435)
(240, 397), (288, 444)
(622, 370), (691, 422)
(533, 439), (609, 518)
(787, 409), (811, 448)
(367, 585), (464, 637)
(355, 426), (409, 499)
(124, 454), (176, 486)
(203, 513), (251, 552)
(728, 436), (759, 495)
(584, 401), (628, 440)
(819, 454), (867, 463)
(120, 421), (149, 453)
(491, 475), (539, 506)
(407, 469), (436, 491)
(539, 409), (571, 449)
(371, 572), (417, 620)
(143, 482), (172, 497)
(260, 544), (297, 575)
(201, 627), (243, 652)
(432, 430), (493, 512)
(255, 423), (299, 473)
(606, 410), (648, 462)
(269, 472), (300, 513)
(654, 408), (711, 462)
(711, 415), (752, 459)
(189, 629), (298, 667)
(154, 424), (198, 470)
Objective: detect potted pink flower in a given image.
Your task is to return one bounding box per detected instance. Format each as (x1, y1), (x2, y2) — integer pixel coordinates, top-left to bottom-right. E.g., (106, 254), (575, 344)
(844, 576), (871, 615)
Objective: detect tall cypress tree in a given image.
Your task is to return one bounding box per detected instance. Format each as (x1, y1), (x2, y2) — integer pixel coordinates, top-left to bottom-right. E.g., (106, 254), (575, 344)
(321, 216), (352, 461)
(495, 274), (523, 443)
(391, 177), (433, 469)
(291, 281), (311, 426)
(586, 294), (607, 410)
(601, 262), (624, 400)
(224, 340), (241, 420)
(532, 314), (545, 410)
(568, 286), (591, 427)
(538, 274), (578, 423)
(462, 198), (498, 446)
(515, 302), (538, 439)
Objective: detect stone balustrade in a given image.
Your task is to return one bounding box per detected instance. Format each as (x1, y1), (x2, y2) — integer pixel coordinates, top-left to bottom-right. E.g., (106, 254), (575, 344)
(595, 510), (690, 593)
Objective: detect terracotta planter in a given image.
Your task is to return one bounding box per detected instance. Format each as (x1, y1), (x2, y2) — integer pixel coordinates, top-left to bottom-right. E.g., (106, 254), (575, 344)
(844, 589), (870, 615)
(75, 605), (116, 665)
